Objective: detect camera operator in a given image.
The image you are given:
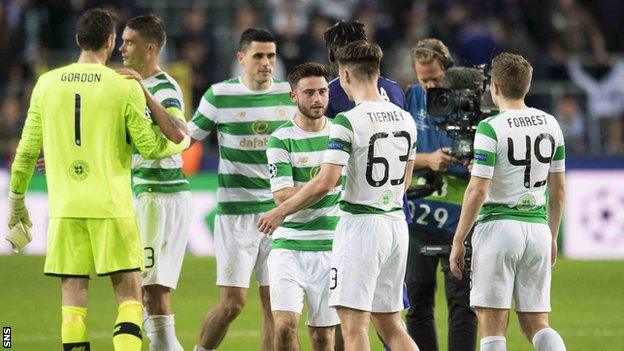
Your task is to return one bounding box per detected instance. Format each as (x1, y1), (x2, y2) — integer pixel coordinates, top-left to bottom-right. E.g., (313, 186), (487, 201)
(404, 38), (477, 351)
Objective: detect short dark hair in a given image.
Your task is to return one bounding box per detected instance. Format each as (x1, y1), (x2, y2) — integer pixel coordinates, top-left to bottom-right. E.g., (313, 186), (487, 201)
(287, 62), (330, 89)
(334, 40), (382, 81)
(126, 14), (166, 49)
(76, 8), (117, 51)
(491, 52), (533, 100)
(324, 20), (367, 62)
(239, 28), (275, 52)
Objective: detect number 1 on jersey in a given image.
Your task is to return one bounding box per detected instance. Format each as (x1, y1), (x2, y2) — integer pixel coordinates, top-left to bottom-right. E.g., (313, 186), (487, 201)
(74, 93), (82, 146)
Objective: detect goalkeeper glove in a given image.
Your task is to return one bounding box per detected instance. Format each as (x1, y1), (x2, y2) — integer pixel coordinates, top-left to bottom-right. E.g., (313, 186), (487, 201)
(8, 191), (32, 229)
(6, 221), (31, 253)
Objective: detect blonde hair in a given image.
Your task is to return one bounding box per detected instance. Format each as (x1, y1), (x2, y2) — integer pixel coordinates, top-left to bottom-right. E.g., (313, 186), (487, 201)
(411, 38), (451, 66)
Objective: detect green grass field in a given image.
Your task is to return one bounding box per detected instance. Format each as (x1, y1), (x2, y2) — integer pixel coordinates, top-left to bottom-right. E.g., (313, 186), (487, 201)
(1, 256), (623, 350)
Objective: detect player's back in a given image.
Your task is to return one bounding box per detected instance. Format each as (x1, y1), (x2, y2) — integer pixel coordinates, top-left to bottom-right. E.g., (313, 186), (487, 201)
(327, 100), (417, 219)
(36, 63), (144, 218)
(473, 107), (565, 223)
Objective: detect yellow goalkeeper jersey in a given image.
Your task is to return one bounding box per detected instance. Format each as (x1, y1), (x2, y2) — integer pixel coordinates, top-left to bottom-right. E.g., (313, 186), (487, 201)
(10, 62), (188, 218)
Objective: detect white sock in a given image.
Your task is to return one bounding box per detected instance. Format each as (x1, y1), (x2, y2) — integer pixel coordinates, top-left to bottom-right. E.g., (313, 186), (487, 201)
(532, 328), (566, 351)
(480, 336), (506, 351)
(145, 314), (184, 351)
(193, 346), (213, 351)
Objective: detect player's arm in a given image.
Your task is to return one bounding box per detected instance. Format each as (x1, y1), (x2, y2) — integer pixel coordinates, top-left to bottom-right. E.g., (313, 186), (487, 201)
(187, 87), (218, 146)
(266, 133), (304, 205)
(117, 68), (187, 143)
(404, 137), (417, 191)
(547, 129), (566, 266)
(257, 162), (343, 234)
(125, 81), (189, 159)
(258, 113), (353, 234)
(450, 120), (496, 279)
(5, 80), (43, 251)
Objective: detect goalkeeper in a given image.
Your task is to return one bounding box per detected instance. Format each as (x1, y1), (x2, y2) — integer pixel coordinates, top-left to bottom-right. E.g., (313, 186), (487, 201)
(6, 8), (188, 351)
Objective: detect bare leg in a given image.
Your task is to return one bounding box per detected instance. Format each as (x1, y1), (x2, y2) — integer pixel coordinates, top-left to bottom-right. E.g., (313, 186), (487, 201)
(143, 284), (172, 315)
(259, 285), (274, 351)
(197, 286), (247, 349)
(336, 307), (371, 351)
(371, 311), (419, 351)
(273, 311), (300, 351)
(308, 325), (335, 351)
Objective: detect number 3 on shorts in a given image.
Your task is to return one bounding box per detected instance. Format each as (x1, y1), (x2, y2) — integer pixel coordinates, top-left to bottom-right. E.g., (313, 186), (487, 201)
(144, 247), (155, 268)
(330, 267), (338, 290)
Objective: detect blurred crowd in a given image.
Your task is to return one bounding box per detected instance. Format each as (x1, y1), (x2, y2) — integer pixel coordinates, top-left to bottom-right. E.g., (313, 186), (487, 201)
(2, 0), (624, 170)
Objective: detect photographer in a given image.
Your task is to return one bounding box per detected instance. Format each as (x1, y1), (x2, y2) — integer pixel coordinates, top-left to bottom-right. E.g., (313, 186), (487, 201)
(404, 38), (477, 351)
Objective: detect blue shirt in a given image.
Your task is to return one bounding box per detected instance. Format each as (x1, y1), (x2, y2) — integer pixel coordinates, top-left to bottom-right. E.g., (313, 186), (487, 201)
(327, 75), (412, 223)
(405, 84), (469, 236)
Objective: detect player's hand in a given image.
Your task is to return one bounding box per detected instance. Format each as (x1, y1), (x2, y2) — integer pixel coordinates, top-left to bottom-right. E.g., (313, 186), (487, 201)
(5, 221), (31, 253)
(257, 208), (286, 235)
(7, 192), (32, 229)
(116, 68), (142, 82)
(36, 157), (45, 173)
(428, 147), (459, 172)
(551, 241), (558, 267)
(449, 242), (466, 280)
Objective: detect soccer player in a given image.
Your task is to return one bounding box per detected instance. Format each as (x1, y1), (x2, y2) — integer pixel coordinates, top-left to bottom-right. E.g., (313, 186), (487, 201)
(450, 53), (567, 351)
(404, 38), (477, 351)
(117, 14), (191, 351)
(258, 41), (419, 351)
(266, 62), (340, 351)
(5, 8), (188, 351)
(187, 28), (297, 351)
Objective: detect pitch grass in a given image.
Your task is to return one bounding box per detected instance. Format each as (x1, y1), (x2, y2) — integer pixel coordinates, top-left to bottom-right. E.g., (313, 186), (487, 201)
(1, 256), (623, 350)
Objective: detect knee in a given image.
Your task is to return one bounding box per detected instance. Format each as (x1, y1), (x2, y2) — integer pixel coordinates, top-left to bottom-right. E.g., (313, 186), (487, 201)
(220, 296), (246, 319)
(310, 329), (332, 348)
(340, 324), (368, 340)
(275, 321), (297, 341)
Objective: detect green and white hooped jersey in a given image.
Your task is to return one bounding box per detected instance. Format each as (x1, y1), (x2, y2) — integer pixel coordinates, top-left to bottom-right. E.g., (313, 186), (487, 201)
(132, 72), (189, 195)
(472, 107), (565, 224)
(323, 101), (417, 219)
(266, 118), (340, 251)
(187, 77), (297, 215)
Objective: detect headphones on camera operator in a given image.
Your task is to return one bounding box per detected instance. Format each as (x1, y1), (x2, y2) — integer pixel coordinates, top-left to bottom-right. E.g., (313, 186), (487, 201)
(414, 41), (455, 70)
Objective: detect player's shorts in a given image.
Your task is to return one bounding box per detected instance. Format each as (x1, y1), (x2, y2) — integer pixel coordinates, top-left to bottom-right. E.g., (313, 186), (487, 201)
(268, 248), (340, 327)
(137, 191), (192, 289)
(44, 217), (143, 277)
(470, 219), (552, 312)
(214, 213), (271, 288)
(328, 215), (409, 313)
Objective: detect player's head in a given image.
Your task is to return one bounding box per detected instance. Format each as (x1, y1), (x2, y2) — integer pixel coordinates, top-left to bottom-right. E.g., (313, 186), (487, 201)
(324, 20), (367, 65)
(334, 40), (382, 100)
(120, 14), (166, 71)
(237, 28), (276, 86)
(490, 52), (533, 105)
(75, 8), (117, 59)
(287, 62), (330, 120)
(411, 38), (453, 90)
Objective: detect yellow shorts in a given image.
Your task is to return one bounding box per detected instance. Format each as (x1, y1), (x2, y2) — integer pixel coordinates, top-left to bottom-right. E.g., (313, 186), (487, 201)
(44, 217), (144, 277)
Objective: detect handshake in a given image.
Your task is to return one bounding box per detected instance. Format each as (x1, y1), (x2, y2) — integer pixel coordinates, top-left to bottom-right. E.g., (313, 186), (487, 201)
(5, 192), (32, 253)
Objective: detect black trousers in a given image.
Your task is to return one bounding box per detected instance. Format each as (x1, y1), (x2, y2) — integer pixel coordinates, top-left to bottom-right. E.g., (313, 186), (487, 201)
(405, 231), (477, 351)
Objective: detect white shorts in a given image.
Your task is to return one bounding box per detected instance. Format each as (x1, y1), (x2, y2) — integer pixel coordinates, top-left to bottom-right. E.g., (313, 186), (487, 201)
(470, 220), (552, 312)
(214, 213), (271, 288)
(328, 215), (408, 313)
(268, 249), (340, 327)
(137, 191), (193, 289)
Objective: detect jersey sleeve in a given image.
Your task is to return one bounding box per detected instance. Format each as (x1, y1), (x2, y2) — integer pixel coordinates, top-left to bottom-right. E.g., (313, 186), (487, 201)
(126, 81), (189, 159)
(408, 116), (417, 160)
(188, 87), (217, 141)
(549, 122), (566, 173)
(266, 134), (294, 192)
(153, 85), (185, 121)
(10, 78), (44, 194)
(323, 113), (353, 166)
(471, 120), (498, 179)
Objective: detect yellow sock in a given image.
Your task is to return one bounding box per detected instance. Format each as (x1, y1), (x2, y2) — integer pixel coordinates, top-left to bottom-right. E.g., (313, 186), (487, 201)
(113, 300), (143, 351)
(61, 306), (90, 351)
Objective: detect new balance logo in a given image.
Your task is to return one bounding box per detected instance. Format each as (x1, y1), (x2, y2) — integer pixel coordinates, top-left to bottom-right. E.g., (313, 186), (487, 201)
(70, 347), (86, 351)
